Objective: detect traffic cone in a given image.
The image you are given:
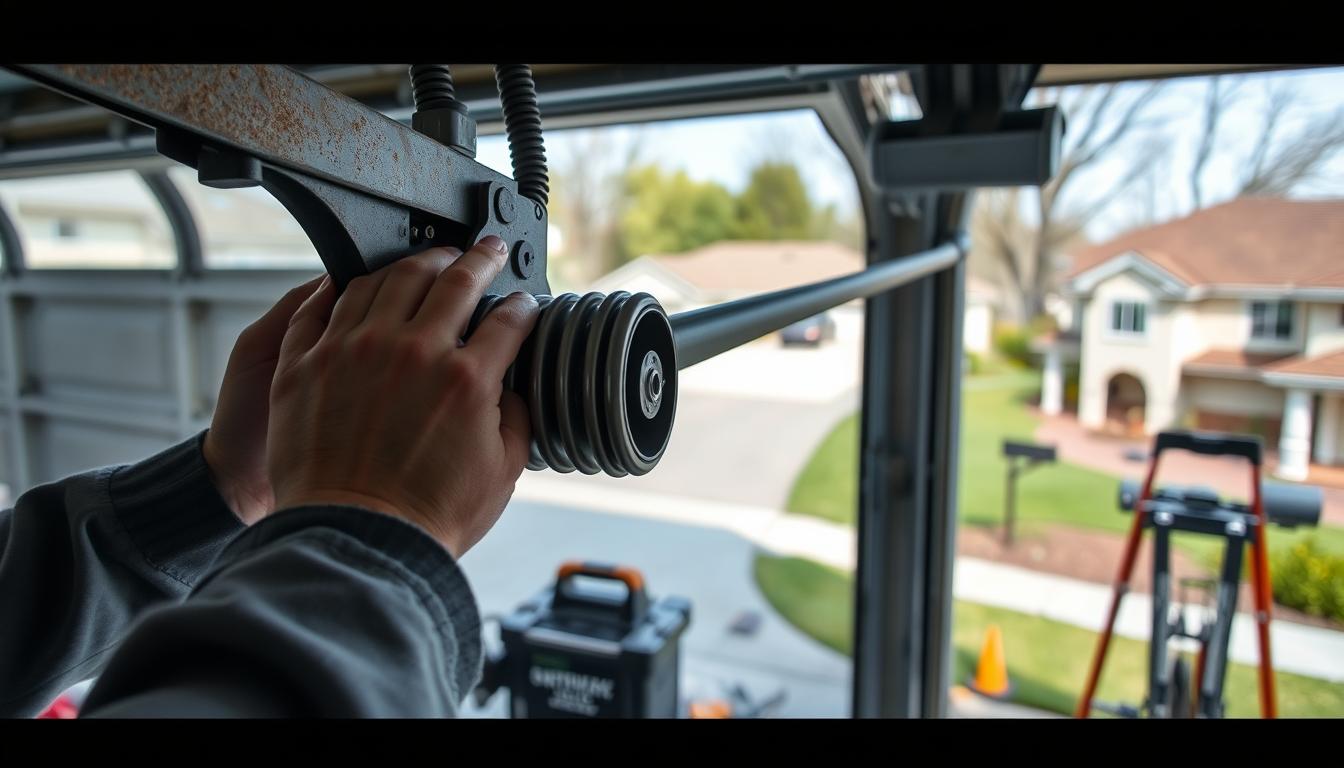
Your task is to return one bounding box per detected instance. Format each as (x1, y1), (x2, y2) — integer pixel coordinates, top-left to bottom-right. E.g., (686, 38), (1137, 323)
(688, 699), (733, 719)
(968, 624), (1012, 699)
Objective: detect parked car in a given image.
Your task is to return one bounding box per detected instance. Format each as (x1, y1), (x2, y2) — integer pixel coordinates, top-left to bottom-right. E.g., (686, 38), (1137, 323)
(780, 313), (837, 347)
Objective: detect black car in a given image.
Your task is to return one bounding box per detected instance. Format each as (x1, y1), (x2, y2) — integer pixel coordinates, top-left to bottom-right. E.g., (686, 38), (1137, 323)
(780, 313), (837, 346)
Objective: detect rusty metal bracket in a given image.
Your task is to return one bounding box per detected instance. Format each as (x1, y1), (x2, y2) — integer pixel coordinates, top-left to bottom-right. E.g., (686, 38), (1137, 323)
(7, 64), (550, 295)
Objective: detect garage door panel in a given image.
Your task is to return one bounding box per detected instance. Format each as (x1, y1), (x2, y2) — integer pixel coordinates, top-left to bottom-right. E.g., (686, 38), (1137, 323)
(195, 302), (270, 414)
(22, 299), (177, 410)
(27, 415), (177, 484)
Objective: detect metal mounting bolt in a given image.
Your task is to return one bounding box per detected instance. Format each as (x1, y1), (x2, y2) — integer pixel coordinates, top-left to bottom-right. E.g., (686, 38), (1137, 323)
(646, 368), (663, 401)
(639, 350), (665, 419)
(410, 226), (420, 241)
(424, 224), (435, 240)
(535, 202), (543, 220)
(495, 187), (516, 224)
(511, 240), (535, 279)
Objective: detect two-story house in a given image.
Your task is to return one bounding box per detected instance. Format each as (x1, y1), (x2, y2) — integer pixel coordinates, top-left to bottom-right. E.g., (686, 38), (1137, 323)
(1038, 198), (1344, 481)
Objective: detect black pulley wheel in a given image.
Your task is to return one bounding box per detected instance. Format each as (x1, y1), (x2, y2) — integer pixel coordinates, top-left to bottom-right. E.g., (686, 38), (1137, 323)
(467, 291), (677, 478)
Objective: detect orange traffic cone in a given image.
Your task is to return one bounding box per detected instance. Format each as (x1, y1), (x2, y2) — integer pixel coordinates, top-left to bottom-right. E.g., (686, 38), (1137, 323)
(968, 624), (1012, 699)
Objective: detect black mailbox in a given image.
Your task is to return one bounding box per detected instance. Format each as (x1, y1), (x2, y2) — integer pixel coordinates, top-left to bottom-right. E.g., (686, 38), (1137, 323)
(1003, 440), (1057, 463)
(1000, 440), (1057, 546)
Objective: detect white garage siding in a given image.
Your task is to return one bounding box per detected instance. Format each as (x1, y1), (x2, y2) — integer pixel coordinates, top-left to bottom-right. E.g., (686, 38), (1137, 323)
(1181, 376), (1285, 418)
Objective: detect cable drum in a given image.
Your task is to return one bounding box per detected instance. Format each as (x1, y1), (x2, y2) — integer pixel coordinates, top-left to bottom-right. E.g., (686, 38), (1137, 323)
(467, 291), (677, 477)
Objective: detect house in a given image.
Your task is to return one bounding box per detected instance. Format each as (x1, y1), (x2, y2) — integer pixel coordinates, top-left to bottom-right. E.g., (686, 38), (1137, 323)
(1039, 198), (1344, 481)
(0, 169), (320, 269)
(589, 240), (1000, 354)
(8, 199), (174, 268)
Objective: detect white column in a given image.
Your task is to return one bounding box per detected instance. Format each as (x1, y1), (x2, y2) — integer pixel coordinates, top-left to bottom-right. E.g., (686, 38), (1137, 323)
(1277, 388), (1314, 481)
(1041, 346), (1063, 416)
(1314, 394), (1340, 465)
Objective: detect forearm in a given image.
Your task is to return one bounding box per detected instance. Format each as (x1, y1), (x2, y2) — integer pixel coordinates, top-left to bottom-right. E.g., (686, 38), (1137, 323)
(0, 432), (244, 717)
(80, 506), (482, 718)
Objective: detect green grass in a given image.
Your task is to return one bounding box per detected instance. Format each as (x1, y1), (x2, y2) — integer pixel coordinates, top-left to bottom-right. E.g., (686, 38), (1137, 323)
(964, 351), (1018, 378)
(753, 553), (1344, 717)
(786, 369), (1135, 534)
(785, 413), (861, 525)
(785, 369), (1344, 561)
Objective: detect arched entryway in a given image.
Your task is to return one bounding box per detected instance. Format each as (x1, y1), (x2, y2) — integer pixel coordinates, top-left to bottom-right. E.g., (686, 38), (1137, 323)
(1106, 373), (1147, 437)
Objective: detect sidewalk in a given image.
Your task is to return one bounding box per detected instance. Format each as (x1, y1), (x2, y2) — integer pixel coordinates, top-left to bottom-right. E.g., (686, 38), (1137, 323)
(513, 473), (1344, 684)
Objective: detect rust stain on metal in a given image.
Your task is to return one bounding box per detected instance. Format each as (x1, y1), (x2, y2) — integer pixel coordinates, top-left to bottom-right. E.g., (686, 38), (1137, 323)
(46, 63), (466, 216)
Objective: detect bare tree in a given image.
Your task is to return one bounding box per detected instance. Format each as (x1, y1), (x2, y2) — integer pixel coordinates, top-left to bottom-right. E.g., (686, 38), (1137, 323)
(975, 82), (1167, 322)
(976, 75), (1344, 323)
(550, 126), (646, 286)
(970, 188), (1031, 318)
(1234, 83), (1344, 199)
(1191, 77), (1239, 209)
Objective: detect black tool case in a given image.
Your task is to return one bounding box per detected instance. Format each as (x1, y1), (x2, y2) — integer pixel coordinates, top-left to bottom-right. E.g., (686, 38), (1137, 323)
(479, 561), (691, 718)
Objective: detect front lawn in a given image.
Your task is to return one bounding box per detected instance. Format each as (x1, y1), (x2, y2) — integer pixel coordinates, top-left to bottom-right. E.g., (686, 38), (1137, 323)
(753, 553), (1344, 717)
(784, 369), (1344, 562)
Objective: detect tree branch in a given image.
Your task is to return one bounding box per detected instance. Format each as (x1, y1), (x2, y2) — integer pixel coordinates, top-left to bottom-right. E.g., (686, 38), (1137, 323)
(1241, 83), (1295, 194)
(1191, 77), (1232, 210)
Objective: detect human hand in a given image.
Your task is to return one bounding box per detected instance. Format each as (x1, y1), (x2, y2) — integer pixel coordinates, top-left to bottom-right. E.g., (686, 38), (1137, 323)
(265, 236), (539, 557)
(203, 276), (325, 525)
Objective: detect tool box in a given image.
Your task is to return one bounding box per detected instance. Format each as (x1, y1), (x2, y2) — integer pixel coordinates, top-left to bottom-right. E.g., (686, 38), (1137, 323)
(475, 561), (691, 718)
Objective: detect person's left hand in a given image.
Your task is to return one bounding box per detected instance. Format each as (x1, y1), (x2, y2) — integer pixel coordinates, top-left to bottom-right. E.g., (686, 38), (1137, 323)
(203, 275), (326, 525)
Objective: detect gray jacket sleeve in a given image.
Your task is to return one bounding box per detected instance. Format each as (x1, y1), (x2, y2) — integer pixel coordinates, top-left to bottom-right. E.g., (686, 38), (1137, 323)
(0, 432), (244, 718)
(78, 506), (483, 718)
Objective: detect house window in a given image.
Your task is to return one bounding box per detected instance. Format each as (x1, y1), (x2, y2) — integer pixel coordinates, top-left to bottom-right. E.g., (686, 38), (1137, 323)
(55, 218), (79, 239)
(1110, 301), (1146, 335)
(1251, 300), (1294, 340)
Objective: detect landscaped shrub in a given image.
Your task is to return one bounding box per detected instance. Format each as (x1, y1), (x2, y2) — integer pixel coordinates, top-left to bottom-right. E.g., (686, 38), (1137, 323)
(965, 351), (984, 375)
(992, 323), (1033, 368)
(1272, 537), (1344, 622)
